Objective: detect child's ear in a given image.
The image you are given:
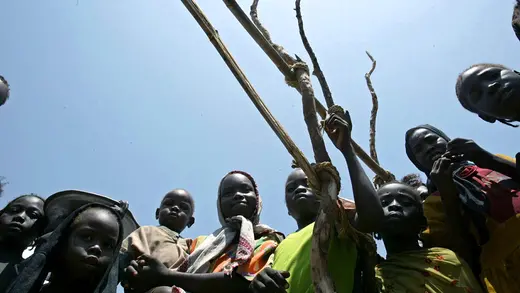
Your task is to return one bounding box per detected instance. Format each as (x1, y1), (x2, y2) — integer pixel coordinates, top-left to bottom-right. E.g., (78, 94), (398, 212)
(155, 208), (160, 220)
(187, 217), (195, 228)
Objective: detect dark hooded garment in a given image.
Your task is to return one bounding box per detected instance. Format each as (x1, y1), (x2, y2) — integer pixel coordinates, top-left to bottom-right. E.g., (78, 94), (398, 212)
(404, 124), (451, 175)
(3, 203), (125, 293)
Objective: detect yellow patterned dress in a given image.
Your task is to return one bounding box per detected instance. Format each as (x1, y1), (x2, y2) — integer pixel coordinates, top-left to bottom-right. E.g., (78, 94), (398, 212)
(375, 248), (483, 293)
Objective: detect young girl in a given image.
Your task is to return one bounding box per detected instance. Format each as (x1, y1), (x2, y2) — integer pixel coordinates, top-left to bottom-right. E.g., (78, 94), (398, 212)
(5, 203), (125, 293)
(373, 181), (483, 293)
(124, 171), (284, 293)
(0, 194), (45, 276)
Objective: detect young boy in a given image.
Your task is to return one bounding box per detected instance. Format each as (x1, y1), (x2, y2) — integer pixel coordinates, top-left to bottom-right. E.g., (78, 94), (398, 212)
(251, 110), (382, 293)
(120, 189), (195, 290)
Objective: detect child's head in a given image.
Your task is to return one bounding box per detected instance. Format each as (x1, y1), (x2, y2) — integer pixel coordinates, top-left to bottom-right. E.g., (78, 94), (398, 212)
(285, 168), (320, 223)
(0, 194), (45, 250)
(218, 171), (260, 225)
(456, 63), (520, 127)
(156, 189), (195, 233)
(56, 206), (122, 283)
(376, 182), (427, 239)
(405, 125), (450, 174)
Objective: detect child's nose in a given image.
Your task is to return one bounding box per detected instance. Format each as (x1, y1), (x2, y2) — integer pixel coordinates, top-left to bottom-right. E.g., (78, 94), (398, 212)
(87, 244), (102, 257)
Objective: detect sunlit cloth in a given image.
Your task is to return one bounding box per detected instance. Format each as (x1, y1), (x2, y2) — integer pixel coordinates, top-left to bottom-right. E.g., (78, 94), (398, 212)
(480, 214), (520, 293)
(375, 247), (483, 293)
(189, 230), (282, 281)
(120, 226), (189, 270)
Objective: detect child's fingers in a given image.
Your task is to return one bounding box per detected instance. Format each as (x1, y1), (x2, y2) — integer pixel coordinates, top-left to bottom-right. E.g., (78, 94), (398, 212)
(125, 265), (139, 277)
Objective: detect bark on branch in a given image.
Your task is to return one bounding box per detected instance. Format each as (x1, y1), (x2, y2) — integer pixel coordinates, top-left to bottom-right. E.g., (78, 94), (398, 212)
(295, 0), (334, 109)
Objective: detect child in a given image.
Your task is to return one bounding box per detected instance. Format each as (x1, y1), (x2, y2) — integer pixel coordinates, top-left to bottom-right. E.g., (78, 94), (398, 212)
(406, 124), (520, 292)
(124, 171), (283, 293)
(6, 203), (125, 293)
(251, 110), (383, 293)
(120, 189), (195, 291)
(455, 63), (520, 127)
(0, 194), (45, 276)
(372, 181), (482, 293)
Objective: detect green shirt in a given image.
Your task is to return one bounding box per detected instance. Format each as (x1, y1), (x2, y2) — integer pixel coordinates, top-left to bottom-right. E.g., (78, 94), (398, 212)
(272, 222), (357, 293)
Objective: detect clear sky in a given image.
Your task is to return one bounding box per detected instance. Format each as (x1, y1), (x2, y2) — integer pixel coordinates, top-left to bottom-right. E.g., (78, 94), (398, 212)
(1, 0), (519, 259)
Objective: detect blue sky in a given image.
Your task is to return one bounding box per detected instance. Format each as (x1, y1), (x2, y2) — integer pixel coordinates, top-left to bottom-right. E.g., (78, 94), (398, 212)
(1, 0), (519, 258)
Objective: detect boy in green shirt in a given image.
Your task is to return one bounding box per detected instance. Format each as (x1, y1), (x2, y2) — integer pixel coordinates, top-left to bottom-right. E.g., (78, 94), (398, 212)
(250, 110), (383, 293)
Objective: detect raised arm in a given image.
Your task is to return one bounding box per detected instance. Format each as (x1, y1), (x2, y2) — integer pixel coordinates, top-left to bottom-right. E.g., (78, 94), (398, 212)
(324, 110), (384, 233)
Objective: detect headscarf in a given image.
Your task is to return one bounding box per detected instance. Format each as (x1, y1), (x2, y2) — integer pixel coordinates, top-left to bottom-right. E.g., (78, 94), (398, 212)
(5, 203), (125, 293)
(182, 170), (276, 275)
(405, 124), (451, 175)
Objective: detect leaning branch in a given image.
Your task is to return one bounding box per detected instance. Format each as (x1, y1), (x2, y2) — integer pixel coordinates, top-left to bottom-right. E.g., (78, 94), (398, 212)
(181, 0), (319, 188)
(295, 0), (334, 109)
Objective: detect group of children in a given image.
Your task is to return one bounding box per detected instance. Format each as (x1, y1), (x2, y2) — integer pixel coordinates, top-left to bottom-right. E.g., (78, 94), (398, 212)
(1, 3), (520, 293)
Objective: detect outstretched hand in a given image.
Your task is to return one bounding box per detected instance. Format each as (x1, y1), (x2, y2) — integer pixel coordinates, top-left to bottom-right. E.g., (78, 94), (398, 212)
(325, 110), (352, 153)
(250, 267), (290, 293)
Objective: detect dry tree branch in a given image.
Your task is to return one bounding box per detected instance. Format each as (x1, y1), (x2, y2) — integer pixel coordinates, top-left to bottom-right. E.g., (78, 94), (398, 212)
(365, 51), (379, 165)
(295, 0), (334, 109)
(250, 0), (272, 43)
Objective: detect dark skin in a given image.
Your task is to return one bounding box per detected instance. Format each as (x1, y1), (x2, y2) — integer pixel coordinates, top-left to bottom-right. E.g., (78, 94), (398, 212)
(250, 111), (384, 293)
(408, 128), (485, 268)
(0, 196), (44, 257)
(324, 110), (384, 232)
(458, 65), (520, 123)
(219, 173), (257, 220)
(45, 208), (120, 293)
(408, 128), (519, 182)
(156, 189), (195, 233)
(285, 168), (320, 230)
(124, 173), (258, 293)
(377, 183), (424, 255)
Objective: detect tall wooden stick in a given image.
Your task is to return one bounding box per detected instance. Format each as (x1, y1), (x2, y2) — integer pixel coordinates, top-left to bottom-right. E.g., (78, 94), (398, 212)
(180, 0), (320, 189)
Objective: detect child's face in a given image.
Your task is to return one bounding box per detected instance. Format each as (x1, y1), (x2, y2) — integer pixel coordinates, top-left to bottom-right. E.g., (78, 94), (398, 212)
(156, 189), (194, 233)
(219, 173), (257, 220)
(63, 208), (119, 281)
(285, 169), (319, 222)
(0, 196), (44, 246)
(459, 65), (520, 122)
(377, 183), (424, 236)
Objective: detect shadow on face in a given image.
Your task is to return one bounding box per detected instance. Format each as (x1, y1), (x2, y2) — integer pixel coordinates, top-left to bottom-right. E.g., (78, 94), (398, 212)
(285, 169), (319, 222)
(219, 173), (257, 221)
(62, 208), (120, 282)
(377, 183), (426, 238)
(459, 65), (520, 122)
(156, 189), (194, 233)
(407, 128), (448, 172)
(0, 196), (45, 248)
